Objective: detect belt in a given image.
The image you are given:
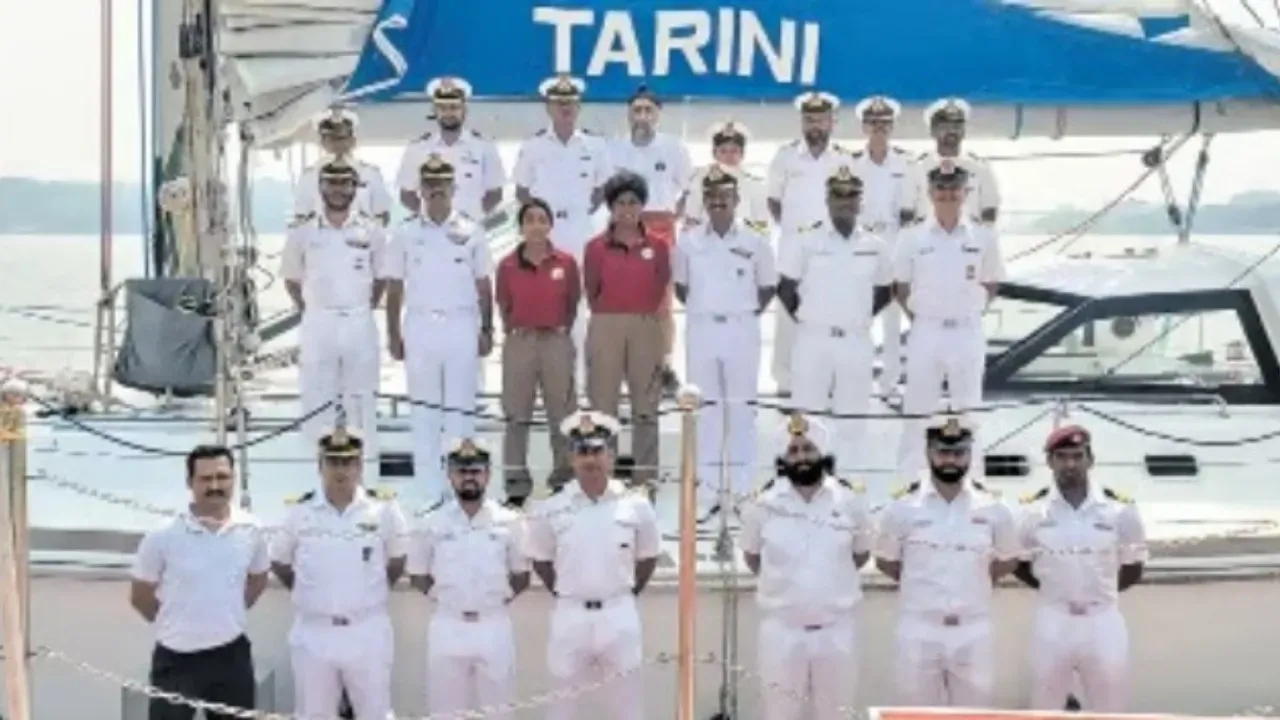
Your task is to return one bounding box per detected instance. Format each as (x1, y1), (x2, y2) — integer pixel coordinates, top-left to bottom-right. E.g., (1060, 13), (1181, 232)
(1061, 601), (1110, 617)
(699, 313), (751, 324)
(314, 307), (369, 316)
(509, 326), (568, 336)
(442, 609), (505, 622)
(301, 608), (382, 627)
(910, 611), (984, 627)
(559, 596), (628, 611)
(408, 308), (475, 318)
(919, 317), (974, 329)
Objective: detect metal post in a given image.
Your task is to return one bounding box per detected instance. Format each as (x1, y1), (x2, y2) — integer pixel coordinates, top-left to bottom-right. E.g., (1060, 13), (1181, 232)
(0, 385), (33, 720)
(675, 386), (702, 720)
(714, 367), (739, 720)
(92, 0), (115, 400)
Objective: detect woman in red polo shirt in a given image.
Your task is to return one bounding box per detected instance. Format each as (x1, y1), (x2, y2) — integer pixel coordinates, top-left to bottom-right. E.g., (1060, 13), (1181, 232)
(494, 198), (581, 506)
(582, 171), (670, 489)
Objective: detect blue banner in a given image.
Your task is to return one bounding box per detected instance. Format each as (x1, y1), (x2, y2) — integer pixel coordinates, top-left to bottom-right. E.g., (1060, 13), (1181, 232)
(345, 0), (1280, 105)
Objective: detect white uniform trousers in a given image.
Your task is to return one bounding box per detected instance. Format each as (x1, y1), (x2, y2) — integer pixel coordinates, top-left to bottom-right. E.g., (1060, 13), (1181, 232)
(791, 324), (875, 476)
(553, 210), (595, 396)
(771, 308), (796, 393)
(405, 308), (479, 497)
(897, 317), (987, 475)
(300, 308), (380, 464)
(687, 314), (760, 510)
(290, 610), (393, 719)
(758, 614), (858, 720)
(427, 609), (516, 716)
(880, 303), (905, 390)
(545, 596), (644, 720)
(895, 613), (994, 707)
(1030, 603), (1129, 712)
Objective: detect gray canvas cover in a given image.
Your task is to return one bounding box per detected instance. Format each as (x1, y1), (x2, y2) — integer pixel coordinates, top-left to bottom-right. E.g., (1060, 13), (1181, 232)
(112, 278), (218, 396)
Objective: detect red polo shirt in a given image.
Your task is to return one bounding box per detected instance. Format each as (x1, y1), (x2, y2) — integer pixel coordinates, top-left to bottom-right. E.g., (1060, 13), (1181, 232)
(495, 243), (580, 330)
(582, 227), (671, 314)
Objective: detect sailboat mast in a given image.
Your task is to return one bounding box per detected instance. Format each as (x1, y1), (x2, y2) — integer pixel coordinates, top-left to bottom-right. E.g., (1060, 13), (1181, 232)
(91, 0), (115, 400)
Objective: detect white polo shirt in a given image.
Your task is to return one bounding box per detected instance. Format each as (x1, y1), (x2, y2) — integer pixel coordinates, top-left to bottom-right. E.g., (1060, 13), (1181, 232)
(293, 155), (393, 220)
(672, 219), (777, 317)
(766, 141), (856, 234)
(382, 213), (492, 312)
(279, 212), (387, 310)
(131, 508), (269, 653)
(394, 129), (506, 219)
(778, 222), (892, 331)
(893, 218), (1005, 322)
(607, 133), (693, 214)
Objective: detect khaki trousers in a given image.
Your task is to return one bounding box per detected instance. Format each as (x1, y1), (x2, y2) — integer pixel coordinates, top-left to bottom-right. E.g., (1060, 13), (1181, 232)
(501, 329), (575, 498)
(586, 313), (664, 484)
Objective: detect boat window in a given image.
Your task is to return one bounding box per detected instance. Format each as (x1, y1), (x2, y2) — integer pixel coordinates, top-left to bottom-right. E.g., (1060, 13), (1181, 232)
(1008, 309), (1262, 385)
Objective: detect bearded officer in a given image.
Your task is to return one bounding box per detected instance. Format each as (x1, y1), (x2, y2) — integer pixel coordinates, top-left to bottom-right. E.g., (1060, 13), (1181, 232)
(514, 75), (614, 392)
(778, 166), (892, 476)
(766, 91), (854, 395)
(909, 99), (1001, 226)
(740, 414), (872, 720)
(523, 410), (661, 720)
(384, 155), (495, 501)
(1015, 425), (1147, 712)
(672, 167), (777, 523)
(684, 121), (770, 229)
(409, 437), (530, 717)
(395, 76), (505, 218)
(280, 158), (387, 469)
(893, 160), (1005, 476)
(294, 107), (392, 225)
(875, 414), (1019, 707)
(851, 96), (915, 392)
(269, 426), (408, 720)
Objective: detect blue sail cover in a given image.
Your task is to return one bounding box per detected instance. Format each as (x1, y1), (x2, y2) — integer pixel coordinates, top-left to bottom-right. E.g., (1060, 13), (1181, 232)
(343, 0), (1280, 105)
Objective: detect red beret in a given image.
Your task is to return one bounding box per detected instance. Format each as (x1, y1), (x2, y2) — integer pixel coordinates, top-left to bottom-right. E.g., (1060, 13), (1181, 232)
(1044, 424), (1091, 453)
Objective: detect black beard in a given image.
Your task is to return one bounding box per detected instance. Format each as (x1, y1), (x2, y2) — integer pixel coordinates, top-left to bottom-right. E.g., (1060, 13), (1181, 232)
(455, 486), (484, 502)
(931, 465), (966, 484)
(439, 118), (462, 132)
(777, 455), (834, 487)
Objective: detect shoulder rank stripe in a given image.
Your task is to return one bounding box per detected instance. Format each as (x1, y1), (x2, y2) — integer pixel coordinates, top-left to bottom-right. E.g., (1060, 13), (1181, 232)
(1020, 487), (1050, 505)
(366, 486), (397, 501)
(286, 490), (315, 505)
(1103, 487), (1134, 504)
(891, 481), (920, 500)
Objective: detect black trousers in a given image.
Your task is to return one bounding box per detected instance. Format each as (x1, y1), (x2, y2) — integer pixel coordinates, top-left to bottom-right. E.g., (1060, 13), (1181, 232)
(149, 635), (256, 720)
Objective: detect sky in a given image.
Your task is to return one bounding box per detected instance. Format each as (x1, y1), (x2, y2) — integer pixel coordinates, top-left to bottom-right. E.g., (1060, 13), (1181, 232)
(3, 0), (1280, 212)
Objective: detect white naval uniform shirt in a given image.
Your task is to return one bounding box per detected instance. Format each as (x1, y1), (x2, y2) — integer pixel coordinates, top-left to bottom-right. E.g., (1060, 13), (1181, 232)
(279, 212), (387, 310)
(394, 129), (506, 219)
(513, 128), (612, 254)
(523, 480), (661, 601)
(875, 480), (1019, 619)
(909, 150), (1001, 224)
(850, 147), (915, 233)
(893, 218), (1005, 322)
(131, 508), (269, 652)
(382, 213), (492, 312)
(778, 222), (891, 332)
(739, 477), (872, 623)
(671, 219), (776, 317)
(1018, 486), (1148, 612)
(683, 164), (772, 228)
(269, 489), (409, 618)
(766, 141), (856, 234)
(294, 155), (394, 220)
(408, 500), (528, 612)
(607, 133), (692, 214)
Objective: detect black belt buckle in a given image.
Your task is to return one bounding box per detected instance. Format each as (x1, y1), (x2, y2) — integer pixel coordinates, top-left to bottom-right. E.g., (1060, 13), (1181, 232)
(830, 327), (845, 338)
(333, 617), (351, 627)
(462, 611), (480, 622)
(803, 624), (825, 632)
(584, 600), (604, 610)
(555, 210), (569, 219)
(942, 614), (960, 627)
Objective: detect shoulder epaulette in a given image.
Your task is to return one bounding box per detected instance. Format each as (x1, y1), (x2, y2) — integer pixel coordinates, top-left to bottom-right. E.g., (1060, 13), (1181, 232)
(534, 128), (548, 137)
(786, 139), (802, 148)
(741, 169), (763, 181)
(833, 143), (848, 153)
(1020, 486), (1050, 505)
(917, 151), (931, 161)
(424, 497), (446, 514)
(851, 150), (864, 159)
(971, 480), (1001, 498)
(892, 145), (907, 154)
(799, 219), (824, 233)
(752, 478), (777, 500)
(289, 212), (317, 228)
(743, 219), (769, 234)
(366, 486), (397, 501)
(580, 128), (596, 135)
(469, 128), (484, 138)
(837, 477), (866, 493)
(1103, 487), (1134, 504)
(418, 131), (434, 141)
(286, 490), (315, 506)
(891, 481), (920, 500)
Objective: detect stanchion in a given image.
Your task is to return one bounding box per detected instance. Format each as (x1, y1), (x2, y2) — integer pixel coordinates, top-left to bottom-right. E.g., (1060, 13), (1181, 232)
(0, 383), (33, 720)
(676, 386), (702, 720)
(713, 368), (739, 720)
